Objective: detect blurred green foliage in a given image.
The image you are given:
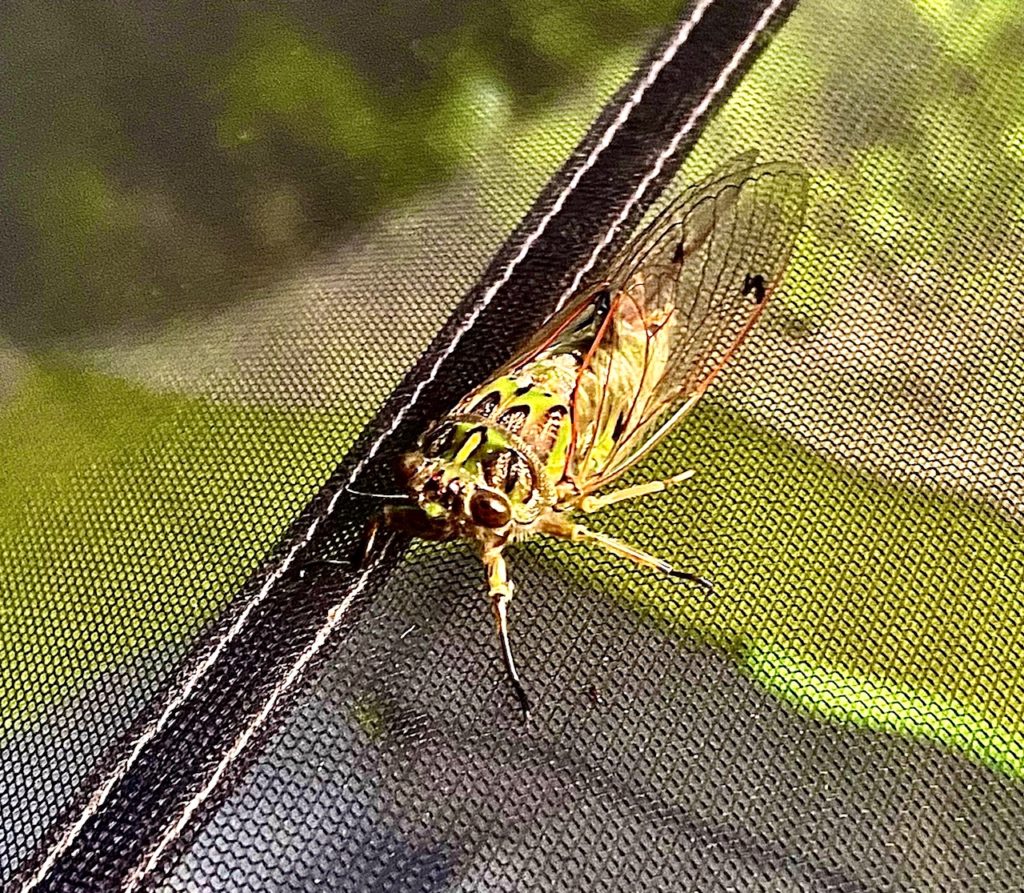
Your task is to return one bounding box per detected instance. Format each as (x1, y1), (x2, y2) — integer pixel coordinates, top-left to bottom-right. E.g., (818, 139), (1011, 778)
(0, 365), (361, 733)
(2, 0), (1023, 785)
(0, 0), (677, 344)
(547, 399), (1024, 779)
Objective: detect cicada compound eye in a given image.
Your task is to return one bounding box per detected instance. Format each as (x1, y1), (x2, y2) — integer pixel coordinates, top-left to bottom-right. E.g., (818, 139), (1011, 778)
(469, 490), (512, 529)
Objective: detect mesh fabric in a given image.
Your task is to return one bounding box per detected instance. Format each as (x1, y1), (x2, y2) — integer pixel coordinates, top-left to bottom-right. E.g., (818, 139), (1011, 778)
(3, 0), (1023, 890)
(166, 1), (1024, 889)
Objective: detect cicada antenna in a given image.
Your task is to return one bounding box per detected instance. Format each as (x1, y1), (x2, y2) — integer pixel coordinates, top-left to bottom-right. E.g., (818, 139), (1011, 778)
(344, 484), (412, 502)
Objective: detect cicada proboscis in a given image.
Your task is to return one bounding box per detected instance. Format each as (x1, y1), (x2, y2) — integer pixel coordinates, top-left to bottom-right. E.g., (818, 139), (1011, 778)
(368, 156), (808, 719)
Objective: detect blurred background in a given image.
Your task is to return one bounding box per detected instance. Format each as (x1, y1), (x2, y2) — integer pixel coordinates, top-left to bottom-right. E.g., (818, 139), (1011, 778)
(0, 0), (684, 346)
(4, 1), (1024, 889)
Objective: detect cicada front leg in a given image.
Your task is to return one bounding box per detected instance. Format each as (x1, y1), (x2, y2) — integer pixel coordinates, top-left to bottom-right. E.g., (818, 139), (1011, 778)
(482, 546), (532, 722)
(359, 506), (454, 568)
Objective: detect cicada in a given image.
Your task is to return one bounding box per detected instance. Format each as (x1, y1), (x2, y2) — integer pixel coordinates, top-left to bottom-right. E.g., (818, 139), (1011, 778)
(373, 156), (808, 718)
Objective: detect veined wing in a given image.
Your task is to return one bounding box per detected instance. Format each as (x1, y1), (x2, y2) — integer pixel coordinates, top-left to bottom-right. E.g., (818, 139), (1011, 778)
(491, 284), (613, 380)
(568, 157), (808, 494)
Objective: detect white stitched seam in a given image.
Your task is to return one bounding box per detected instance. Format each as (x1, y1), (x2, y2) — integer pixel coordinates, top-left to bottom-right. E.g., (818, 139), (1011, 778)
(15, 3), (717, 889)
(120, 566), (379, 892)
(553, 0), (788, 314)
(320, 0), (718, 494)
(122, 2), (788, 886)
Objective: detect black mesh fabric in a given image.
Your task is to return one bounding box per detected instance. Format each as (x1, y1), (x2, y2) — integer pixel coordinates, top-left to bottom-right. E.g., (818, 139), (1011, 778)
(0, 7), (638, 885)
(5, 0), (1024, 890)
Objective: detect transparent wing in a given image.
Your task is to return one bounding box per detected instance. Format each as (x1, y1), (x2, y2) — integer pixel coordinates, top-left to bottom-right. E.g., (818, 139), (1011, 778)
(500, 284), (612, 377)
(568, 158), (808, 493)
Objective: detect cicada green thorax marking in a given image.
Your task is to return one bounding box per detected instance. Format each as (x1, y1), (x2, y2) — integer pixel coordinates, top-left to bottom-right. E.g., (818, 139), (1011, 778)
(398, 283), (614, 571)
(416, 416), (544, 524)
(405, 344), (591, 540)
(444, 283), (615, 495)
(455, 355), (579, 485)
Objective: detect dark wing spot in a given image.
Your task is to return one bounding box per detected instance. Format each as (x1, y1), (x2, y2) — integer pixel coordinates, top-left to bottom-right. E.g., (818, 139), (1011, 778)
(742, 273), (767, 304)
(671, 241), (685, 265)
(612, 411), (627, 440)
(472, 390), (503, 418)
(571, 288), (612, 339)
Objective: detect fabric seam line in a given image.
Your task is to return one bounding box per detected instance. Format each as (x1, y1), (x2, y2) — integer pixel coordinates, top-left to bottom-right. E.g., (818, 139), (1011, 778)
(554, 0), (788, 313)
(124, 1), (786, 887)
(122, 558), (385, 892)
(16, 2), (715, 889)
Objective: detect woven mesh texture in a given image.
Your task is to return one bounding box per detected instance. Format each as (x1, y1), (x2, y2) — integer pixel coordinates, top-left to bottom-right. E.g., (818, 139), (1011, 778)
(0, 2), (656, 885)
(161, 0), (1024, 889)
(4, 0), (1024, 889)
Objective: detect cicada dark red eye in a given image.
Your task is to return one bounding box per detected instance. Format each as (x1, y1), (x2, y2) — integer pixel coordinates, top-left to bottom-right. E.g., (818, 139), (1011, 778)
(469, 491), (512, 529)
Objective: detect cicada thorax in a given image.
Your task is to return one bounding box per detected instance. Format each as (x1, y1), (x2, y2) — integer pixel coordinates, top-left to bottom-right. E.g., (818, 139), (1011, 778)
(399, 356), (579, 537)
(455, 354), (579, 486)
(416, 415), (548, 518)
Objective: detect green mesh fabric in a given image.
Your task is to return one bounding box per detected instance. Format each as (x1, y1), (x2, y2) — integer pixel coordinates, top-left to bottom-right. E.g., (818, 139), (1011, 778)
(4, 0), (1024, 889)
(165, 2), (1024, 888)
(0, 2), (660, 881)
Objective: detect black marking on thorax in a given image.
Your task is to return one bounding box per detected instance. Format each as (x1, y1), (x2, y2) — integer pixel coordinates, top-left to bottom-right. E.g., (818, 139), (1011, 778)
(482, 448), (533, 495)
(497, 405), (530, 433)
(471, 390), (503, 417)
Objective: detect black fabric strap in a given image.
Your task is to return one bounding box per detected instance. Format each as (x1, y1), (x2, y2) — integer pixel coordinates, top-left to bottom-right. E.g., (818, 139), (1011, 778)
(15, 1), (799, 888)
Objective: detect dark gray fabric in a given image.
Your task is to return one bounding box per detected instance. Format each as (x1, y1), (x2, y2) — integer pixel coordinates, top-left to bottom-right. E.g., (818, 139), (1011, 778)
(164, 554), (1024, 892)
(5, 0), (1024, 889)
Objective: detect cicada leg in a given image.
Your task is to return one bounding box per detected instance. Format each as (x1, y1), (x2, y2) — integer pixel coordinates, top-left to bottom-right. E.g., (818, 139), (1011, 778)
(483, 547), (531, 722)
(575, 469), (694, 514)
(359, 506), (454, 567)
(360, 515), (384, 568)
(537, 515), (713, 594)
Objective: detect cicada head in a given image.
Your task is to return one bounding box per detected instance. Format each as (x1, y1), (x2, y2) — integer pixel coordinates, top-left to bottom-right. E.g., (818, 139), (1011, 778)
(398, 417), (548, 543)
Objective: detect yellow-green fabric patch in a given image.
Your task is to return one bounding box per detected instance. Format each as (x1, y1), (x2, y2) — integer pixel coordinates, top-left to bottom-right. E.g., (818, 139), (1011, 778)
(0, 364), (359, 736)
